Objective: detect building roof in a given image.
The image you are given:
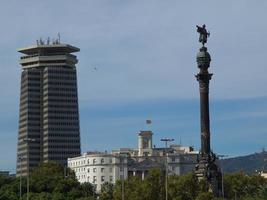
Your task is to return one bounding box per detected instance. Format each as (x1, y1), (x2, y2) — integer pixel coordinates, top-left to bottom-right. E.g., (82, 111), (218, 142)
(128, 158), (164, 171)
(17, 44), (80, 55)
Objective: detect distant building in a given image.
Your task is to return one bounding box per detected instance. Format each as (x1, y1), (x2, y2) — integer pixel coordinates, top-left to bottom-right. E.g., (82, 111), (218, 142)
(68, 152), (127, 191)
(260, 171), (267, 179)
(16, 40), (81, 177)
(68, 130), (198, 191)
(0, 171), (9, 177)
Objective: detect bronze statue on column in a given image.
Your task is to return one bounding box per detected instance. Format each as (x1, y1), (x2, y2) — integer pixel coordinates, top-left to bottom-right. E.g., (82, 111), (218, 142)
(194, 24), (222, 196)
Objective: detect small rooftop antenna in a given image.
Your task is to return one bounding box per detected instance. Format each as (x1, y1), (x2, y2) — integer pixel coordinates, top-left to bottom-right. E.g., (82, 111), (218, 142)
(58, 32), (61, 44)
(47, 37), (50, 45)
(39, 38), (44, 45)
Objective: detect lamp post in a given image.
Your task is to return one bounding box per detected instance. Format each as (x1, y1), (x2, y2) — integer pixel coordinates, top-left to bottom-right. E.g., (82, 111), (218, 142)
(161, 138), (174, 200)
(18, 156), (24, 198)
(218, 155), (228, 199)
(23, 137), (36, 200)
(121, 155), (127, 200)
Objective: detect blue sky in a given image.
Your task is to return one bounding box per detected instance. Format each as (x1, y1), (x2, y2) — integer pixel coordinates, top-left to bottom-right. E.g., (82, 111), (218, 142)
(0, 0), (267, 173)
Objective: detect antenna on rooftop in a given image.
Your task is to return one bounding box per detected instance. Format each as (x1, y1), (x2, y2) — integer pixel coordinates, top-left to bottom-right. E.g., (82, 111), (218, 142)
(39, 38), (44, 45)
(58, 32), (61, 44)
(47, 37), (50, 45)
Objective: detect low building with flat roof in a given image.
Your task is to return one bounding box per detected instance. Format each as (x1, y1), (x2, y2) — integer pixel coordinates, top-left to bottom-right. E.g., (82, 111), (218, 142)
(68, 130), (198, 191)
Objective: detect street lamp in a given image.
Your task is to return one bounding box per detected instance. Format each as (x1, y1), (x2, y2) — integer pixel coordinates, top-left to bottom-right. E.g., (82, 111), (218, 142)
(23, 137), (36, 200)
(218, 154), (228, 199)
(161, 138), (174, 200)
(120, 155), (127, 200)
(18, 156), (25, 198)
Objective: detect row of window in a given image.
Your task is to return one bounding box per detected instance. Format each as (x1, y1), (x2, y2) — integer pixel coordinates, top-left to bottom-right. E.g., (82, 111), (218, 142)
(77, 175), (113, 183)
(44, 92), (77, 97)
(43, 133), (79, 138)
(74, 167), (113, 173)
(43, 81), (76, 86)
(44, 75), (76, 80)
(44, 145), (80, 149)
(44, 99), (77, 103)
(46, 87), (77, 92)
(43, 104), (77, 109)
(70, 158), (113, 166)
(43, 121), (79, 126)
(43, 115), (78, 120)
(45, 69), (76, 75)
(45, 110), (78, 114)
(43, 127), (79, 131)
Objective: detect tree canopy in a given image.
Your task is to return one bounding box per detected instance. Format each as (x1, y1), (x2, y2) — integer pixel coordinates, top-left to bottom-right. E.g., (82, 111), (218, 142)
(0, 163), (266, 200)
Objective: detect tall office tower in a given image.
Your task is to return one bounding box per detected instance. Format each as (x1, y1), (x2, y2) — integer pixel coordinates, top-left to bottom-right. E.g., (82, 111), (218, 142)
(16, 40), (81, 176)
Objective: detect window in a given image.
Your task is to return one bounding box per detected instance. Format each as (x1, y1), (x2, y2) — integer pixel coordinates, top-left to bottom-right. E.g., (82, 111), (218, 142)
(93, 159), (96, 164)
(93, 176), (97, 183)
(109, 168), (113, 173)
(109, 158), (112, 163)
(101, 158), (104, 164)
(93, 168), (97, 173)
(120, 167), (123, 172)
(101, 168), (105, 173)
(87, 176), (90, 182)
(110, 176), (113, 182)
(101, 176), (105, 182)
(87, 159), (90, 164)
(88, 168), (90, 173)
(172, 157), (175, 162)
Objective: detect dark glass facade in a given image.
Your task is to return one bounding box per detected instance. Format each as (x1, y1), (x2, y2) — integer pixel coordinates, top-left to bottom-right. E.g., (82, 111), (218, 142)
(16, 44), (81, 176)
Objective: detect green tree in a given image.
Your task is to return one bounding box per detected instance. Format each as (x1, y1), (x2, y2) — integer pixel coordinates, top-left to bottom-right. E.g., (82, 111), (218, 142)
(0, 175), (20, 200)
(195, 192), (214, 200)
(80, 182), (96, 198)
(143, 168), (165, 200)
(224, 172), (267, 199)
(168, 173), (199, 200)
(114, 176), (144, 200)
(98, 182), (114, 200)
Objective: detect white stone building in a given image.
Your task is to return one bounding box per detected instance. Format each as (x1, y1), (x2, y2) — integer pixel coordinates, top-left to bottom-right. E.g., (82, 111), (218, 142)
(68, 152), (127, 191)
(68, 130), (198, 191)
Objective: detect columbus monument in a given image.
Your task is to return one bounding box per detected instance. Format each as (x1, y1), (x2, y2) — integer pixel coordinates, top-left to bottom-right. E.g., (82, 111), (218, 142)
(194, 24), (222, 196)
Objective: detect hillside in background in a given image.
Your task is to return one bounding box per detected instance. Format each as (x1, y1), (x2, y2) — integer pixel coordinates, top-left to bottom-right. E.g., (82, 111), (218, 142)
(221, 151), (267, 174)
